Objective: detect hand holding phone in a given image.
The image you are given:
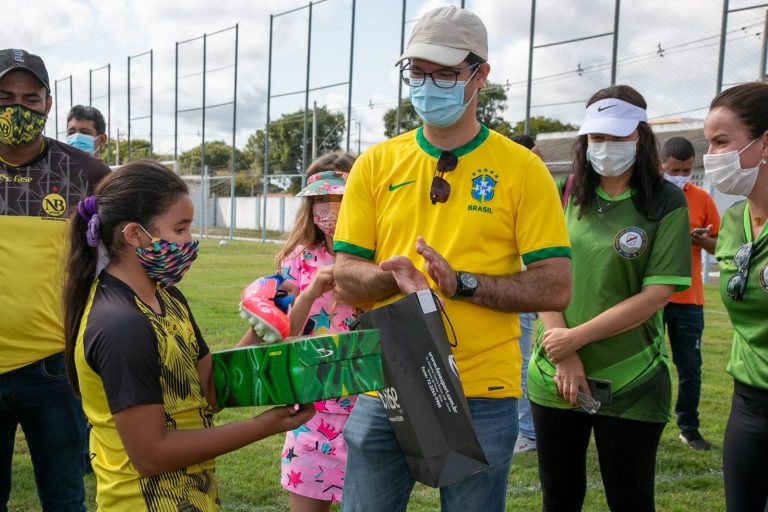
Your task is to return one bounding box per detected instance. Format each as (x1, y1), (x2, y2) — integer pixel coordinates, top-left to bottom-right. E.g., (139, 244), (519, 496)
(691, 227), (709, 236)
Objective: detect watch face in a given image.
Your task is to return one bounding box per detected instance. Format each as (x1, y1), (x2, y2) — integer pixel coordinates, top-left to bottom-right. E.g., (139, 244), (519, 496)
(460, 272), (477, 289)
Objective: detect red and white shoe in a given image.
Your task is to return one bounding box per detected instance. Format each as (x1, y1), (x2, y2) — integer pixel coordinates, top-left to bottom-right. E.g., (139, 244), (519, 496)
(239, 275), (291, 343)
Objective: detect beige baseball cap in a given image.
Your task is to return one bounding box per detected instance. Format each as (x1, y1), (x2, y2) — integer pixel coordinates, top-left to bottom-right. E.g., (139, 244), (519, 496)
(395, 6), (488, 67)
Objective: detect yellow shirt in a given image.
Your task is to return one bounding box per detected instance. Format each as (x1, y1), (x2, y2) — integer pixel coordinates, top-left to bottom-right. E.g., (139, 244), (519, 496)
(76, 274), (217, 511)
(334, 125), (570, 398)
(0, 138), (110, 373)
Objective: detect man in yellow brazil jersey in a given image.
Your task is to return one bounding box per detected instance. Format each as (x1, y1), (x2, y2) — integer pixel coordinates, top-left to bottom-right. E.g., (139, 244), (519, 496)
(331, 7), (572, 511)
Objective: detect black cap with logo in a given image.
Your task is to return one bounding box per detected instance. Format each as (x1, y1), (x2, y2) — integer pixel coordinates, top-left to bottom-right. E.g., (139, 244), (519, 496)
(0, 49), (50, 92)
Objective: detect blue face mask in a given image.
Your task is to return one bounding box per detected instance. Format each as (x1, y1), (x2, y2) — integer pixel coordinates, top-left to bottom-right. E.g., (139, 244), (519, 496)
(409, 69), (479, 128)
(66, 133), (97, 155)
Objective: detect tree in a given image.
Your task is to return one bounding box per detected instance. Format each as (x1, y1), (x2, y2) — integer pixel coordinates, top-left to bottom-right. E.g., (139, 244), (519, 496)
(511, 116), (577, 138)
(103, 138), (153, 164)
(243, 106), (345, 176)
(383, 99), (421, 138)
(382, 82), (512, 138)
(177, 140), (250, 174)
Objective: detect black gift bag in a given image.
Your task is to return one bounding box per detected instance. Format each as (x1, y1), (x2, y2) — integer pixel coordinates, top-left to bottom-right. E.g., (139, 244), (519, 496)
(356, 289), (489, 488)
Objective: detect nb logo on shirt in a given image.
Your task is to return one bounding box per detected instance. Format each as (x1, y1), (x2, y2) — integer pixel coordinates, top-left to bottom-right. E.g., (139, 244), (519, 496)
(42, 193), (66, 217)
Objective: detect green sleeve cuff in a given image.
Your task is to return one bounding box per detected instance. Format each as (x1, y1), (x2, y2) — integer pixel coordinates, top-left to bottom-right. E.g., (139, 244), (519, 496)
(521, 246), (572, 265)
(643, 275), (691, 293)
(332, 241), (375, 260)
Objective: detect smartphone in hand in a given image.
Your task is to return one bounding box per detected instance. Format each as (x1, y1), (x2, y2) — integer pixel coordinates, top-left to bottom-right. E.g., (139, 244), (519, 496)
(586, 378), (612, 405)
(691, 227), (709, 236)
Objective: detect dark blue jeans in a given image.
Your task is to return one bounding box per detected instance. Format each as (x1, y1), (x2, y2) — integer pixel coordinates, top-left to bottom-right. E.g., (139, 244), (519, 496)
(341, 394), (517, 512)
(663, 303), (704, 433)
(0, 352), (86, 512)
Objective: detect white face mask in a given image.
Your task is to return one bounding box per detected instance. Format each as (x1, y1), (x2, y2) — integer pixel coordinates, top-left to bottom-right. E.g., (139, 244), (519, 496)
(703, 138), (765, 196)
(587, 140), (637, 177)
(663, 173), (691, 189)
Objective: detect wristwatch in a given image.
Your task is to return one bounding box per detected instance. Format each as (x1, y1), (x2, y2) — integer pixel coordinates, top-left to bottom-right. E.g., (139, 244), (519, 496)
(452, 271), (478, 299)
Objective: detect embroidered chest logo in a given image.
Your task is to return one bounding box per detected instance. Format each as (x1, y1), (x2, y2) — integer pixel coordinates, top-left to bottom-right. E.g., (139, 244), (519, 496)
(470, 169), (499, 203)
(613, 227), (647, 259)
(759, 263), (768, 293)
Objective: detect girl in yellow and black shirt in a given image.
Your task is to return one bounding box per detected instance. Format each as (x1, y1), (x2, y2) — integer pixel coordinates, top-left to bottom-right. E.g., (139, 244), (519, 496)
(62, 161), (314, 512)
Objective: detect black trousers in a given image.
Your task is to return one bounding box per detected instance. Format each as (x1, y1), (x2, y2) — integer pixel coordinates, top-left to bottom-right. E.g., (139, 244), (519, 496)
(724, 380), (768, 512)
(531, 403), (665, 512)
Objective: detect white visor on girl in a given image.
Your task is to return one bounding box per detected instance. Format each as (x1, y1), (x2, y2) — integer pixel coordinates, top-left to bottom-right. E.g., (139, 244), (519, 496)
(578, 98), (648, 137)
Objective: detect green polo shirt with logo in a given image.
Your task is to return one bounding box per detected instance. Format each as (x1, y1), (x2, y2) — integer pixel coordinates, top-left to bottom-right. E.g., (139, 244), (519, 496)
(528, 180), (691, 422)
(716, 201), (768, 390)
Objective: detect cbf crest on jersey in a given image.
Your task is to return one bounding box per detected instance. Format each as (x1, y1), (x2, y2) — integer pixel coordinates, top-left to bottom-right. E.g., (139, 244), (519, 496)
(614, 227), (648, 259)
(470, 169), (499, 203)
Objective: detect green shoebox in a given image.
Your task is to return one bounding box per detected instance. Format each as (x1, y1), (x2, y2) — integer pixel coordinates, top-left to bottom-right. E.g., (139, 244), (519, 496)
(212, 329), (385, 407)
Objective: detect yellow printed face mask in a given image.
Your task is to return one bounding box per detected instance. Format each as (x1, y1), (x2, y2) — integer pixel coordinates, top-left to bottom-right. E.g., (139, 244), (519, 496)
(0, 104), (46, 148)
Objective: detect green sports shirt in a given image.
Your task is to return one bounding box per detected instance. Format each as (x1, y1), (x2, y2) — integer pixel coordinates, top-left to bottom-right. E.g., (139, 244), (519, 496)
(528, 180), (691, 422)
(716, 201), (768, 390)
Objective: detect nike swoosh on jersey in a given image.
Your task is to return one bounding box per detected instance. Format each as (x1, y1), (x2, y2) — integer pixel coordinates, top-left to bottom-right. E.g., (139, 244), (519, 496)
(388, 180), (416, 191)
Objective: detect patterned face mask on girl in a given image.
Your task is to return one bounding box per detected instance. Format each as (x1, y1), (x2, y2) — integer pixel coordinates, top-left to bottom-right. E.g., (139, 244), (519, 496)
(133, 225), (199, 288)
(313, 202), (341, 238)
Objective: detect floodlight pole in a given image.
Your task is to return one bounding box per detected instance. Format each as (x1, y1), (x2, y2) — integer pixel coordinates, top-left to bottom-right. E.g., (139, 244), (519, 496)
(302, 2), (313, 184)
(610, 0), (621, 85)
(108, 64), (111, 164)
(88, 64), (112, 164)
(717, 0), (730, 93)
(761, 9), (768, 80)
(395, 0), (406, 135)
(127, 55), (131, 161)
(201, 32), (207, 238)
(346, 0), (356, 152)
(174, 42), (179, 160)
(262, 14), (274, 243)
(230, 23), (239, 240)
(524, 0), (536, 134)
(150, 49), (154, 156)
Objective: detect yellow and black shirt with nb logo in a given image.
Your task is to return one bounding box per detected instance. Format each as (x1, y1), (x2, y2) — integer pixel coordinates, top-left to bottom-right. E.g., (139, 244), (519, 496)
(75, 272), (218, 511)
(0, 137), (110, 373)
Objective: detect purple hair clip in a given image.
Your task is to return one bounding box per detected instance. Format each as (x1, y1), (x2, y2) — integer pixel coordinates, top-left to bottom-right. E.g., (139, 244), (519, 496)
(77, 196), (98, 221)
(77, 196), (101, 247)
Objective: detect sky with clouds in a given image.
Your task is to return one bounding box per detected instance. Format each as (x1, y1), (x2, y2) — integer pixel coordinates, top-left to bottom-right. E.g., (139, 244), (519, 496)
(6, 0), (766, 157)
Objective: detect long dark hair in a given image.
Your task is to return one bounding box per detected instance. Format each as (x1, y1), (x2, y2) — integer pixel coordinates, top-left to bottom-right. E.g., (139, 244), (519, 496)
(63, 160), (189, 396)
(710, 82), (768, 139)
(571, 85), (662, 220)
(274, 152), (355, 269)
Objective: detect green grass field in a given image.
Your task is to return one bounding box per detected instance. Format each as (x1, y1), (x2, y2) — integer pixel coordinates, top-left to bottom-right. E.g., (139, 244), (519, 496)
(9, 239), (732, 511)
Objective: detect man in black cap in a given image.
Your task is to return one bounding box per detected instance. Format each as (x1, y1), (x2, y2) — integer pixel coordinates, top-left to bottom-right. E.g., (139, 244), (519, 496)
(0, 48), (110, 511)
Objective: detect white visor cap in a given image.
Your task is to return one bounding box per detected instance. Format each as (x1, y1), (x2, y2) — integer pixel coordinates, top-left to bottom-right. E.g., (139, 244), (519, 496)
(578, 98), (648, 137)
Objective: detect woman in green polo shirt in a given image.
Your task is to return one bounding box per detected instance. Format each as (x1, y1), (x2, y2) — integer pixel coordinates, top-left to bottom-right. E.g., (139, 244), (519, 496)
(526, 85), (692, 511)
(703, 82), (768, 511)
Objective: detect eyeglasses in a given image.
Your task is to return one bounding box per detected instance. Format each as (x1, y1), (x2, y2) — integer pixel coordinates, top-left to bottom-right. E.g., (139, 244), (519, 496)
(430, 151), (459, 204)
(726, 241), (754, 301)
(400, 64), (479, 89)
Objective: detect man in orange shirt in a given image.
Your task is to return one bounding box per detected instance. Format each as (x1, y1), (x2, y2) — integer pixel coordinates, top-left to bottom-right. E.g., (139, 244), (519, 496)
(661, 136), (720, 450)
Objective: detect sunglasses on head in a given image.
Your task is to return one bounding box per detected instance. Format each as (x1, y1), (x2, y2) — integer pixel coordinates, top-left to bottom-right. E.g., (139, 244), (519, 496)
(430, 151), (459, 205)
(726, 241), (754, 302)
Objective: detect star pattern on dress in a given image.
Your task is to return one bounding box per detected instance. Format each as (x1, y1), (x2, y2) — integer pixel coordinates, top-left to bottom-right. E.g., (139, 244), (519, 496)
(283, 446), (298, 463)
(291, 424), (310, 439)
(286, 470), (304, 488)
(280, 264), (297, 282)
(309, 307), (334, 330)
(315, 464), (345, 495)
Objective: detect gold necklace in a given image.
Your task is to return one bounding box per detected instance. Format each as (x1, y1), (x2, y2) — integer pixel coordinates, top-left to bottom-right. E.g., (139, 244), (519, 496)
(596, 195), (615, 213)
